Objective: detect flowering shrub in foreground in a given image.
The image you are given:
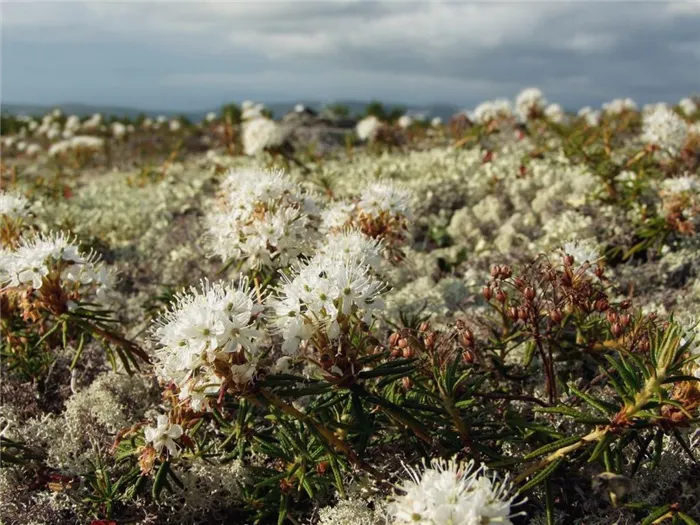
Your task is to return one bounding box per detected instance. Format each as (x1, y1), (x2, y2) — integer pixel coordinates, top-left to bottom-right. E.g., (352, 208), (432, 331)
(1, 90), (700, 525)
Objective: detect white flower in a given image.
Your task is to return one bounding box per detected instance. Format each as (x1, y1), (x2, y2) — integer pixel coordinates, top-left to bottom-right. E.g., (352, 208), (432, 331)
(241, 117), (284, 156)
(388, 457), (522, 525)
(662, 175), (699, 194)
(602, 98), (637, 115)
(144, 414), (183, 456)
(205, 112), (217, 122)
(473, 99), (512, 124)
(269, 253), (386, 354)
(641, 105), (688, 156)
(358, 181), (413, 219)
(204, 168), (319, 271)
(151, 279), (263, 407)
(320, 201), (356, 233)
(431, 117), (443, 127)
(111, 122), (128, 139)
(398, 115), (414, 129)
(515, 87), (546, 120)
(544, 103), (565, 123)
(0, 191), (30, 219)
(169, 120), (182, 132)
(356, 115), (381, 141)
(679, 97), (697, 116)
(561, 239), (603, 268)
(316, 229), (383, 271)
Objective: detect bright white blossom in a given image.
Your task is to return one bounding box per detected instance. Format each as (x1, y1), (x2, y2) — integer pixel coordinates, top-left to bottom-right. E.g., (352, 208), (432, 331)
(602, 98), (637, 115)
(679, 97), (697, 116)
(641, 105), (688, 156)
(204, 168), (319, 271)
(144, 414), (183, 456)
(356, 115), (382, 141)
(473, 99), (512, 124)
(0, 191), (30, 219)
(515, 88), (547, 120)
(151, 279), (263, 411)
(358, 181), (413, 220)
(662, 175), (699, 194)
(0, 231), (116, 304)
(388, 457), (522, 525)
(398, 115), (414, 129)
(544, 103), (565, 123)
(561, 239), (603, 270)
(241, 117), (284, 156)
(269, 250), (386, 355)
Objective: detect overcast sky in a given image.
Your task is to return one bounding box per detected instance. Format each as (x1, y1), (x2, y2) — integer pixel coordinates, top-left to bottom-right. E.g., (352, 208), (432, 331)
(2, 1), (699, 111)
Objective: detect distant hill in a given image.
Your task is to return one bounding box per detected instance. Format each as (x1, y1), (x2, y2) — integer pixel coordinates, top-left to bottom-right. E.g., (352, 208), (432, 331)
(1, 100), (462, 121)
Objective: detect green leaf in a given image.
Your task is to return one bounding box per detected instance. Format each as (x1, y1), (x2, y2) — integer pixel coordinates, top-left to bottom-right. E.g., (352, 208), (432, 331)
(151, 461), (170, 500)
(524, 435), (582, 461)
(518, 457), (564, 493)
(641, 504), (673, 525)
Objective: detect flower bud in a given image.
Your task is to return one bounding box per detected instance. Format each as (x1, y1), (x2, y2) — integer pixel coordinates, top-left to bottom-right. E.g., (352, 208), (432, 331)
(638, 338), (650, 352)
(549, 309), (563, 323)
(391, 347), (402, 358)
(524, 287), (536, 301)
(398, 338), (409, 349)
(463, 349), (475, 364)
(402, 346), (415, 359)
(482, 286), (493, 301)
(611, 323), (624, 338)
(594, 299), (609, 312)
(418, 322), (430, 333)
(620, 300), (632, 310)
(508, 306), (518, 320)
(389, 332), (401, 347)
(402, 376), (412, 391)
(491, 265), (501, 278)
(606, 310), (618, 324)
(564, 254), (575, 267)
(518, 307), (528, 321)
(514, 277), (525, 289)
(501, 266), (512, 279)
(594, 266), (605, 279)
(495, 289), (507, 303)
(620, 314), (632, 327)
(461, 329), (474, 347)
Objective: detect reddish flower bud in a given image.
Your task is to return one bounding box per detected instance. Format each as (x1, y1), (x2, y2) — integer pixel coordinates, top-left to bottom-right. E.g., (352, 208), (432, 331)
(389, 332), (401, 347)
(564, 254), (575, 267)
(398, 338), (409, 349)
(549, 309), (563, 323)
(461, 329), (474, 347)
(508, 306), (518, 320)
(419, 322), (430, 332)
(491, 265), (501, 278)
(402, 376), (412, 391)
(495, 289), (507, 303)
(402, 346), (415, 359)
(611, 323), (624, 338)
(594, 299), (609, 312)
(638, 338), (650, 353)
(620, 300), (632, 310)
(482, 286), (493, 301)
(594, 266), (605, 279)
(524, 287), (536, 301)
(463, 349), (475, 364)
(606, 311), (618, 324)
(514, 277), (526, 289)
(518, 307), (528, 321)
(620, 314), (632, 327)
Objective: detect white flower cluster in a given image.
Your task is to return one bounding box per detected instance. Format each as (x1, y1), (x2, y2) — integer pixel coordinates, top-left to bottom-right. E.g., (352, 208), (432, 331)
(205, 168), (319, 271)
(515, 87), (547, 120)
(356, 115), (382, 141)
(358, 181), (414, 220)
(0, 191), (30, 219)
(0, 231), (115, 304)
(269, 244), (386, 355)
(388, 457), (521, 525)
(472, 99), (513, 125)
(398, 115), (414, 129)
(544, 103), (565, 123)
(578, 106), (602, 127)
(602, 97), (637, 115)
(641, 104), (688, 156)
(48, 136), (105, 157)
(662, 175), (700, 195)
(241, 117), (284, 156)
(679, 97), (697, 117)
(151, 279), (263, 412)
